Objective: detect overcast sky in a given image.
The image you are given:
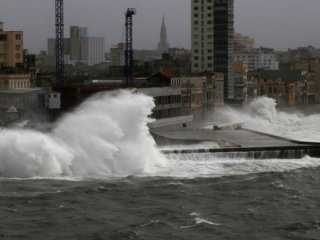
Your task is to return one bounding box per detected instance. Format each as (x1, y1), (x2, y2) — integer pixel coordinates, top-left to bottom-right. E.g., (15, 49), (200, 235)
(1, 0), (320, 53)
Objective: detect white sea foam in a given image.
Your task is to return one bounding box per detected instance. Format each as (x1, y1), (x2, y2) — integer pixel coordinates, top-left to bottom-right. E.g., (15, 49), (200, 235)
(148, 154), (320, 179)
(148, 97), (320, 179)
(210, 97), (320, 142)
(181, 212), (220, 228)
(0, 90), (166, 178)
(0, 95), (319, 179)
(159, 141), (220, 151)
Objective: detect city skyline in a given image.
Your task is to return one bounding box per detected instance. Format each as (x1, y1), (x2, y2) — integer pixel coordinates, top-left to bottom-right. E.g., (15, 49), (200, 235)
(1, 0), (320, 53)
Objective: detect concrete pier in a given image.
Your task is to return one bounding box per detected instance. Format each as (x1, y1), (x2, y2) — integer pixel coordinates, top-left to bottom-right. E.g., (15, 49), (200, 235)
(151, 127), (320, 158)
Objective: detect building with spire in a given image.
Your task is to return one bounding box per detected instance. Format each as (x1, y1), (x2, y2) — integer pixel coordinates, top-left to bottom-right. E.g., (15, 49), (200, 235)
(158, 16), (170, 53)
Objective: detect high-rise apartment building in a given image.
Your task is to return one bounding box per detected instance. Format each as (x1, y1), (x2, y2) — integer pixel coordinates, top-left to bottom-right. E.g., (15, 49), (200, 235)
(191, 0), (235, 101)
(0, 22), (24, 68)
(70, 26), (88, 61)
(48, 26), (105, 66)
(81, 37), (105, 66)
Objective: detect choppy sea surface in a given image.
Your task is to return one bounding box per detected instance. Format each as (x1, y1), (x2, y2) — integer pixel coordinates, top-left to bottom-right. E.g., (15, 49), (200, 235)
(1, 168), (320, 240)
(1, 94), (320, 239)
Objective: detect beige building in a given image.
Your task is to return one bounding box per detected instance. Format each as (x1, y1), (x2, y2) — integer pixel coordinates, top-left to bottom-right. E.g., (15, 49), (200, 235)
(233, 61), (248, 105)
(191, 0), (215, 73)
(0, 22), (24, 68)
(294, 59), (319, 103)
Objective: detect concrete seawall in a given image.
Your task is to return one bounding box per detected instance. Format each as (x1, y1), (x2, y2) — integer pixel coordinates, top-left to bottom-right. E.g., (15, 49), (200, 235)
(152, 127), (320, 159)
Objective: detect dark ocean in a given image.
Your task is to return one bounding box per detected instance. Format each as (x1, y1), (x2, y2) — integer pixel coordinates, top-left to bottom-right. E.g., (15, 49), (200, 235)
(1, 166), (320, 240)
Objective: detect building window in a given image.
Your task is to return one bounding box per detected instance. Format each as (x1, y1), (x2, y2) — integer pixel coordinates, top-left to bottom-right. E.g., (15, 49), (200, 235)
(16, 34), (21, 40)
(0, 53), (6, 59)
(0, 34), (7, 41)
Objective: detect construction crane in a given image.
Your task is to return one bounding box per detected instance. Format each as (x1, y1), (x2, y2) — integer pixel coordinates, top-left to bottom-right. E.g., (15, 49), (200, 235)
(55, 0), (64, 94)
(124, 8), (136, 87)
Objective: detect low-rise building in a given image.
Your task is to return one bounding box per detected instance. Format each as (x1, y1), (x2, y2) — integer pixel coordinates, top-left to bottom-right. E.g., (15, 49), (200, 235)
(234, 33), (255, 52)
(294, 59), (319, 103)
(234, 61), (248, 105)
(235, 48), (279, 72)
(246, 74), (259, 102)
(213, 73), (224, 107)
(0, 73), (31, 90)
(180, 77), (204, 120)
(138, 87), (182, 119)
(258, 69), (305, 106)
(110, 43), (126, 66)
(0, 88), (47, 124)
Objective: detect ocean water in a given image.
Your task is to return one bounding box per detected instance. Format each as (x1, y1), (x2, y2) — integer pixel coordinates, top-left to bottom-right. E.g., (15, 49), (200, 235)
(1, 92), (320, 239)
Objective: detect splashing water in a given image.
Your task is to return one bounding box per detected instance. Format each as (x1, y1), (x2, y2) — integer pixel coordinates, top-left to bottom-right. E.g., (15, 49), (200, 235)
(211, 97), (320, 142)
(0, 94), (320, 179)
(151, 154), (320, 179)
(0, 91), (166, 178)
(151, 95), (320, 179)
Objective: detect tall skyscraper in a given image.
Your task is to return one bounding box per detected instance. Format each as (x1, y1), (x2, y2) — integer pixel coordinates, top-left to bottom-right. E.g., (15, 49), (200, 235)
(158, 16), (170, 53)
(191, 0), (235, 101)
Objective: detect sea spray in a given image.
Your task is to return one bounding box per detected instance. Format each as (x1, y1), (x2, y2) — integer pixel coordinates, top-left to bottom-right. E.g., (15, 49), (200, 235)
(0, 130), (72, 178)
(211, 97), (320, 142)
(0, 90), (166, 178)
(247, 97), (277, 122)
(153, 154), (320, 179)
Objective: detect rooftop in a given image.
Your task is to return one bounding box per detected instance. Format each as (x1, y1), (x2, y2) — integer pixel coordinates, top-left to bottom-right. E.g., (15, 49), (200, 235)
(259, 69), (304, 82)
(0, 88), (44, 94)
